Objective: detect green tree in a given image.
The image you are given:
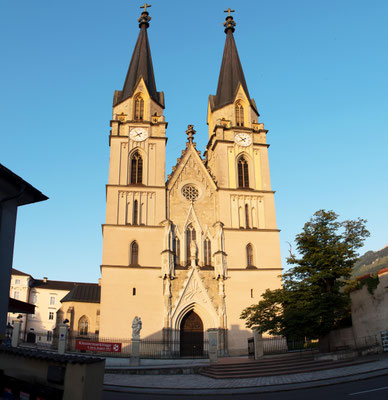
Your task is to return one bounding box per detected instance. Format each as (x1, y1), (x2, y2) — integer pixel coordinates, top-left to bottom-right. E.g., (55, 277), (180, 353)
(241, 210), (369, 341)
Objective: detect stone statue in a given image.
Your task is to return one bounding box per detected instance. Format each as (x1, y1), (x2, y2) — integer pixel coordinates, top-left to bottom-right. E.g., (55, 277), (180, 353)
(190, 240), (197, 259)
(131, 316), (142, 339)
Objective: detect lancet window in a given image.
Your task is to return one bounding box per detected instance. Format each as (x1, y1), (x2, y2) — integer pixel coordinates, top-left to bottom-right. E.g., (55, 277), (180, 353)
(133, 200), (139, 225)
(78, 315), (89, 336)
(173, 237), (181, 266)
(130, 152), (143, 184)
(246, 243), (254, 267)
(204, 238), (212, 266)
(186, 224), (196, 263)
(235, 101), (244, 127)
(130, 241), (139, 265)
(134, 95), (144, 120)
(238, 156), (249, 188)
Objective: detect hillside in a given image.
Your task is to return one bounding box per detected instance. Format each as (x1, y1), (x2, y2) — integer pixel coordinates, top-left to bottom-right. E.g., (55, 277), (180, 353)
(352, 244), (388, 277)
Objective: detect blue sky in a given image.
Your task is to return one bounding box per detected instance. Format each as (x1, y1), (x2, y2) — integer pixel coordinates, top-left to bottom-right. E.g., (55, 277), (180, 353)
(1, 0), (387, 283)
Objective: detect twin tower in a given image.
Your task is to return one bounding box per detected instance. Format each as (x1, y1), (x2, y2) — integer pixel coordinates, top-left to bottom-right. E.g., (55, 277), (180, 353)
(99, 7), (282, 355)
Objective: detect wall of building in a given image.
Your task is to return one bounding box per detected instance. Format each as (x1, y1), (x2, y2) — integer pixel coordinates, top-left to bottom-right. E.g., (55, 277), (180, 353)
(351, 270), (388, 343)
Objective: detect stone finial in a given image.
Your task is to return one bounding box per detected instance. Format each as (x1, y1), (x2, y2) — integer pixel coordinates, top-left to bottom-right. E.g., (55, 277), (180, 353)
(223, 8), (236, 33)
(185, 124), (196, 143)
(138, 3), (152, 28)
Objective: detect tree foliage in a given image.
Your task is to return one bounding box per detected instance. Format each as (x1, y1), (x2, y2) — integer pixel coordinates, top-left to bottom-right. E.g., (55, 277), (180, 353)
(241, 210), (370, 339)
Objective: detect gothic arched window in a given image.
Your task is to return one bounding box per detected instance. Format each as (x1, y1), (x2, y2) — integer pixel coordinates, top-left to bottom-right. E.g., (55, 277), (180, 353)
(238, 156), (249, 188)
(133, 200), (139, 225)
(186, 224), (196, 263)
(246, 244), (254, 267)
(130, 241), (139, 265)
(130, 152), (143, 184)
(134, 95), (144, 121)
(78, 315), (89, 336)
(173, 237), (180, 266)
(204, 238), (212, 266)
(235, 101), (244, 127)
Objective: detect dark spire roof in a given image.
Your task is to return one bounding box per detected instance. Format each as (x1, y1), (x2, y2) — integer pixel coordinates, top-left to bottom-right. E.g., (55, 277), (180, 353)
(115, 9), (164, 108)
(211, 13), (258, 114)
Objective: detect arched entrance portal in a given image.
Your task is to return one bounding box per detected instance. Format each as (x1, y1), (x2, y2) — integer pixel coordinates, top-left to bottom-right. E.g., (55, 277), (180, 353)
(180, 310), (203, 357)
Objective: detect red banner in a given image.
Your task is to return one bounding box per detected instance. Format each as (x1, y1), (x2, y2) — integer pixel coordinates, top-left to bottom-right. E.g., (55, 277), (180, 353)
(75, 339), (121, 353)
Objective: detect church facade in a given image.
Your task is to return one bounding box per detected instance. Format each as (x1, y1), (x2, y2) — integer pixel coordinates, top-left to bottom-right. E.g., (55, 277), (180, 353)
(99, 8), (282, 355)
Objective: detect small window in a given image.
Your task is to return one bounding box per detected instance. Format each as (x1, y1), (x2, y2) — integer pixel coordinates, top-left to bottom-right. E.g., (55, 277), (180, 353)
(133, 288), (136, 296)
(48, 312), (54, 320)
(130, 241), (139, 265)
(49, 296), (56, 305)
(15, 279), (20, 285)
(251, 289), (254, 298)
(13, 291), (19, 300)
(47, 331), (53, 341)
(235, 101), (244, 127)
(134, 95), (144, 121)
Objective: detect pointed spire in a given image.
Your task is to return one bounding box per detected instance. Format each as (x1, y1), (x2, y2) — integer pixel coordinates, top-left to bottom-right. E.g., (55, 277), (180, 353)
(117, 4), (164, 108)
(211, 10), (258, 114)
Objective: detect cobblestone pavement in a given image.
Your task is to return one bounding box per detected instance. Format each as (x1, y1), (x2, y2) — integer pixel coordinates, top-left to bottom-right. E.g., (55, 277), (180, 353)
(104, 355), (388, 390)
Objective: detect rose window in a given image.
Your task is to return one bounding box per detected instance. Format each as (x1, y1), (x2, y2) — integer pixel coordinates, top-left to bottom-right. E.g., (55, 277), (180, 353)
(182, 185), (199, 201)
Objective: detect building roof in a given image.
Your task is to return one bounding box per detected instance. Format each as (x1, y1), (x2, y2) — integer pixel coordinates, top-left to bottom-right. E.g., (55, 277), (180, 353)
(61, 284), (101, 304)
(115, 10), (164, 108)
(8, 297), (35, 314)
(210, 15), (258, 115)
(11, 268), (31, 277)
(31, 279), (87, 291)
(0, 164), (48, 206)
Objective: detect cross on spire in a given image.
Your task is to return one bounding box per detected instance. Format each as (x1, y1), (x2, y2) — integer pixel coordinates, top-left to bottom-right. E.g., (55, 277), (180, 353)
(140, 3), (151, 12)
(224, 8), (235, 17)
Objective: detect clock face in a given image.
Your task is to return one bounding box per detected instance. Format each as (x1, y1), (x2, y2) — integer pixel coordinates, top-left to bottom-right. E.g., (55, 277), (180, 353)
(130, 127), (148, 142)
(234, 133), (252, 147)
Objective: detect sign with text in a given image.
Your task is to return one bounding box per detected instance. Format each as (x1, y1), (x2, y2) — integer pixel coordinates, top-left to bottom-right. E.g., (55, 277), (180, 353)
(75, 339), (121, 353)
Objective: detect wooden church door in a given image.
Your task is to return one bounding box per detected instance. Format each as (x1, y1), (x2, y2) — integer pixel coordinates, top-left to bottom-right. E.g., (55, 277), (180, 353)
(180, 310), (203, 357)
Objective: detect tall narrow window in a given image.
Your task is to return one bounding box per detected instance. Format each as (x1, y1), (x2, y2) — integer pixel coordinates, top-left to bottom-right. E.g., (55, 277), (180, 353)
(238, 156), (249, 188)
(133, 200), (138, 225)
(246, 244), (254, 267)
(130, 241), (139, 265)
(245, 204), (250, 229)
(204, 238), (212, 266)
(78, 316), (89, 336)
(186, 224), (196, 263)
(235, 101), (244, 126)
(130, 152), (143, 184)
(173, 237), (180, 266)
(134, 95), (144, 120)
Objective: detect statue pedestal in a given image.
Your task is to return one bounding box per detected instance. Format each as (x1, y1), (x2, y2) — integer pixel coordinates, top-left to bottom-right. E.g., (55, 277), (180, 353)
(131, 339), (140, 366)
(58, 324), (68, 355)
(253, 330), (264, 359)
(11, 320), (21, 348)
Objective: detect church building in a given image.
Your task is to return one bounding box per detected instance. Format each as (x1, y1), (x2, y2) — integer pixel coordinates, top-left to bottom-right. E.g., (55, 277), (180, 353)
(99, 7), (282, 355)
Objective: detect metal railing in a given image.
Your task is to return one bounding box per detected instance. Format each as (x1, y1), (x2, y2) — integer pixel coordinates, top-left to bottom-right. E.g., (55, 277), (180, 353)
(64, 333), (209, 359)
